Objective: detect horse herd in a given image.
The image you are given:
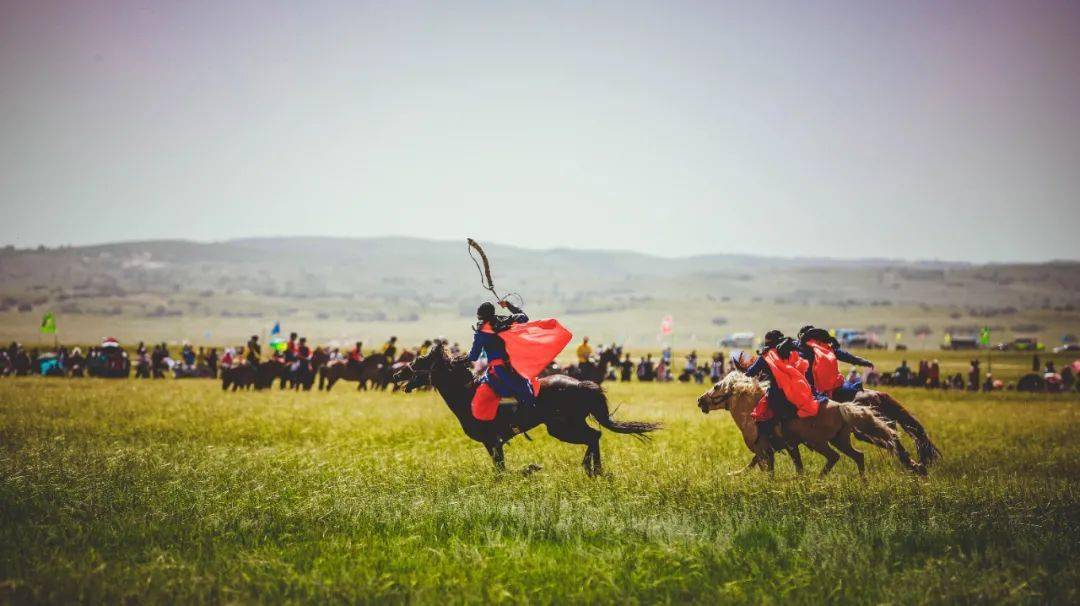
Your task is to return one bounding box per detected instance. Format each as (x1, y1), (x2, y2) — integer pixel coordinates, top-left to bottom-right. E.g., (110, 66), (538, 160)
(220, 347), (618, 393)
(220, 350), (412, 392)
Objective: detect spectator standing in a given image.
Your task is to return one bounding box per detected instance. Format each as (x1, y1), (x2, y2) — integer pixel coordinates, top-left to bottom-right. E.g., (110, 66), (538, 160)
(620, 354), (633, 382)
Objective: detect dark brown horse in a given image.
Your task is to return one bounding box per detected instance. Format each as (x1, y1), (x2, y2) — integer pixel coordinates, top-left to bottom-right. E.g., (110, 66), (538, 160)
(563, 348), (620, 384)
(319, 356), (386, 391)
(221, 360), (286, 391)
(394, 343), (660, 475)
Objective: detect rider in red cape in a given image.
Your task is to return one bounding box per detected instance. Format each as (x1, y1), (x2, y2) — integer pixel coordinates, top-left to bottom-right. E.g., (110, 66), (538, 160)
(797, 325), (874, 402)
(468, 301), (572, 422)
(742, 330), (826, 444)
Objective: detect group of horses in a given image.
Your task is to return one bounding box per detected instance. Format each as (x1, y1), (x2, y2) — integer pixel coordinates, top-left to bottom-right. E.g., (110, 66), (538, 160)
(393, 342), (941, 478)
(219, 344), (620, 394)
(220, 350), (414, 392)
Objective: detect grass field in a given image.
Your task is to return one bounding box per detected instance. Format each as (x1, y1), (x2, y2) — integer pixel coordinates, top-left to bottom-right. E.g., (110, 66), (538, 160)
(1, 375), (1079, 604)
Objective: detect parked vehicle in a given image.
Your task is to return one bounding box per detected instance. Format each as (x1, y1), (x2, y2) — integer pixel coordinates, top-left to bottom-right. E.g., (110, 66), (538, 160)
(1010, 337), (1044, 351)
(719, 332), (755, 349)
(942, 334), (980, 350)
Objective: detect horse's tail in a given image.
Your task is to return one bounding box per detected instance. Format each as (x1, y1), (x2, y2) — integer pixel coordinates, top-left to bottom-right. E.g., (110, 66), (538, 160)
(837, 403), (896, 452)
(865, 390), (942, 468)
(582, 381), (661, 439)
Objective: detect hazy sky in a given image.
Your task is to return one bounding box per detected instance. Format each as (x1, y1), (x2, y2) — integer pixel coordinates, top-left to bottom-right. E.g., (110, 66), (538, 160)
(2, 1), (1078, 262)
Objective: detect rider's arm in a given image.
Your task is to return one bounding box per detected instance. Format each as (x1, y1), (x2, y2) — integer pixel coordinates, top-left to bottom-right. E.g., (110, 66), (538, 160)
(835, 347), (873, 367)
(502, 301), (528, 323)
(468, 332), (485, 362)
(744, 355), (767, 377)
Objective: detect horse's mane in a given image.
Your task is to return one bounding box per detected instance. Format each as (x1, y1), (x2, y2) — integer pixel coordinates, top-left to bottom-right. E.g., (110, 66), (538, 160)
(431, 345), (474, 378)
(720, 370), (767, 398)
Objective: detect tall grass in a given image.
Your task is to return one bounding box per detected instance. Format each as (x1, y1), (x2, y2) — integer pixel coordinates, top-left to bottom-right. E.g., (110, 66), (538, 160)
(1, 378), (1077, 604)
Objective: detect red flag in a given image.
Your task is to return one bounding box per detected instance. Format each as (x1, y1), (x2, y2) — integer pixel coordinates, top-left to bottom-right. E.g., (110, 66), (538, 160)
(660, 315), (674, 335)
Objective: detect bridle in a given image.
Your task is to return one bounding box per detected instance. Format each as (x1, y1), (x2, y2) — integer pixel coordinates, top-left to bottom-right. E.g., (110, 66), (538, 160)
(405, 365), (434, 390)
(703, 389), (733, 411)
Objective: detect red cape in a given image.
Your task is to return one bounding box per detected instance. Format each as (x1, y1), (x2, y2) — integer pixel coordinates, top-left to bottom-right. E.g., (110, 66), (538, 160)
(763, 349), (820, 417)
(805, 339), (844, 393)
(502, 319), (573, 380)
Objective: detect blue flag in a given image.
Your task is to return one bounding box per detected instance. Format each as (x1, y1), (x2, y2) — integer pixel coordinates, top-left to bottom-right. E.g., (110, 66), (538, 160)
(270, 321), (286, 352)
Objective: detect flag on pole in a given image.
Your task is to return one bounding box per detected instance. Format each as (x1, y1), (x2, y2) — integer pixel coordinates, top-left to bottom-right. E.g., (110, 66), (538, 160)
(980, 326), (991, 346)
(269, 321), (286, 352)
(40, 312), (56, 334)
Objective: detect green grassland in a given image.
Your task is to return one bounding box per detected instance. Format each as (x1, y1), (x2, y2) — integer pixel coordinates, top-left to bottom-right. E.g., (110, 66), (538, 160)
(1, 373), (1078, 604)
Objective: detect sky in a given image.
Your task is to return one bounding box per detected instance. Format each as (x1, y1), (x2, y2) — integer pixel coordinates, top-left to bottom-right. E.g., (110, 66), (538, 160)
(1, 1), (1079, 262)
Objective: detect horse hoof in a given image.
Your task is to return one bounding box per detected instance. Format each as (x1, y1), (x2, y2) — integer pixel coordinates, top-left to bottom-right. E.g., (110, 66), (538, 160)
(521, 464), (542, 476)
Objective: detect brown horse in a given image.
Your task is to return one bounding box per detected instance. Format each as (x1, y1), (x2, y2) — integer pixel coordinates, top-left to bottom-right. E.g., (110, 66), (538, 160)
(697, 372), (925, 477)
(221, 360), (285, 391)
(319, 356), (386, 391)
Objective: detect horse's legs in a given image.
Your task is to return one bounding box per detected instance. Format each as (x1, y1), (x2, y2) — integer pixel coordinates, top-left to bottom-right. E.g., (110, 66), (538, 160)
(486, 442), (506, 472)
(586, 434), (602, 476)
(830, 431), (865, 478)
(547, 423), (603, 477)
(787, 445), (805, 475)
(752, 435), (776, 476)
(804, 440), (841, 477)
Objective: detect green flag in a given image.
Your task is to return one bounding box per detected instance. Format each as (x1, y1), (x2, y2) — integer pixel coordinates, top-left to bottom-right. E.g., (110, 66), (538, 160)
(980, 326), (991, 346)
(40, 312), (57, 334)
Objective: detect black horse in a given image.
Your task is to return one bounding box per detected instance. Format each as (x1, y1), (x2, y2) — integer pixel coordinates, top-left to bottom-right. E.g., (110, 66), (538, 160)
(564, 347), (621, 384)
(395, 343), (660, 476)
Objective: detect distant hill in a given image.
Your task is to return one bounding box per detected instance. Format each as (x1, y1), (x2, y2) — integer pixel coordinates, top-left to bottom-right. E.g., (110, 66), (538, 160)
(1, 237), (1077, 309)
(1, 237), (1078, 348)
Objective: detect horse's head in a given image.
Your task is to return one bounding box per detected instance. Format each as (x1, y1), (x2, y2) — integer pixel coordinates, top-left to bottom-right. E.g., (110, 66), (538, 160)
(394, 342), (446, 393)
(697, 371), (758, 414)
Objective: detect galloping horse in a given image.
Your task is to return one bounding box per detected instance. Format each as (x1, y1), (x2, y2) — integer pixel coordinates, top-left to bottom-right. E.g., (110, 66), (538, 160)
(698, 372), (928, 477)
(394, 343), (660, 476)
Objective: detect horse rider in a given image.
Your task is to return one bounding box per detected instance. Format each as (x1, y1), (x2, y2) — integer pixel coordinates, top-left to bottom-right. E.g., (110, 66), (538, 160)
(382, 337), (398, 364)
(742, 330), (826, 448)
(284, 332), (299, 363)
(246, 335), (261, 366)
(796, 325), (874, 402)
(348, 341), (364, 368)
(468, 300), (535, 422)
(291, 337), (311, 374)
(576, 337), (592, 364)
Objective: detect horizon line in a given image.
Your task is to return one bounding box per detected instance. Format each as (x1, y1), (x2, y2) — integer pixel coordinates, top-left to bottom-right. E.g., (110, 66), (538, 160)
(3, 234), (1078, 267)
